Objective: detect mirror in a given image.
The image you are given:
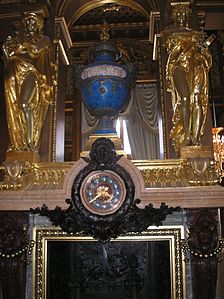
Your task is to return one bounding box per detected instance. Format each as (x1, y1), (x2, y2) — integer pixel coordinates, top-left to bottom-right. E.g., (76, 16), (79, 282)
(33, 226), (185, 299)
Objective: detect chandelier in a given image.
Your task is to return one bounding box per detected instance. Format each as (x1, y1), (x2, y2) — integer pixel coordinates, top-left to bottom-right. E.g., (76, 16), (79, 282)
(102, 4), (121, 13)
(212, 127), (224, 185)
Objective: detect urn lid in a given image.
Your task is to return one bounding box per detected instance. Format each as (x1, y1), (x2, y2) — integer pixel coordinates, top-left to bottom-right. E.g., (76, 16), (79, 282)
(91, 41), (120, 62)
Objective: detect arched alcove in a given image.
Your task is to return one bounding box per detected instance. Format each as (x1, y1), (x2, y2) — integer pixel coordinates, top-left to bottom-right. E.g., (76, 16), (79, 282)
(59, 0), (165, 161)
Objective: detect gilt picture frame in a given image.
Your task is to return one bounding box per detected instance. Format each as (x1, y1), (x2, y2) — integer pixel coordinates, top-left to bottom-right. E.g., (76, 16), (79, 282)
(32, 226), (186, 299)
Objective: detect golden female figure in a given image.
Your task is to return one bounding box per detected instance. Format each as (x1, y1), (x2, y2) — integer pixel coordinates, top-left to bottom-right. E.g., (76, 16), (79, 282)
(3, 12), (55, 152)
(164, 31), (212, 151)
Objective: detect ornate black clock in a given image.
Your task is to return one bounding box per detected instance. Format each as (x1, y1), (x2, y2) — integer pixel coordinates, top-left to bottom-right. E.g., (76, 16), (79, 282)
(72, 138), (135, 223)
(80, 170), (126, 216)
(31, 138), (180, 242)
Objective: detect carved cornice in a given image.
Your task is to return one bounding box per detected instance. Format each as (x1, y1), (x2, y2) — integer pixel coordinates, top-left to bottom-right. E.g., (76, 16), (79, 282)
(72, 21), (148, 32)
(0, 2), (49, 19)
(0, 162), (72, 191)
(195, 1), (224, 10)
(55, 17), (73, 49)
(134, 158), (217, 188)
(0, 157), (217, 191)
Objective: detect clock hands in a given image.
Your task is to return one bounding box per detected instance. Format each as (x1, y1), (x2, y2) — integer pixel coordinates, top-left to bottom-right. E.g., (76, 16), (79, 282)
(89, 194), (101, 203)
(89, 185), (113, 204)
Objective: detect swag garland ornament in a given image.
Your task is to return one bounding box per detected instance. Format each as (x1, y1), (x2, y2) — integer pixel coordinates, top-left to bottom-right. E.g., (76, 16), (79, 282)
(31, 138), (180, 242)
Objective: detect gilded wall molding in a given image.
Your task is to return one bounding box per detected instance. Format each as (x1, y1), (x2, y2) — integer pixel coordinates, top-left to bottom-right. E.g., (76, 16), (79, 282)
(0, 156), (218, 191)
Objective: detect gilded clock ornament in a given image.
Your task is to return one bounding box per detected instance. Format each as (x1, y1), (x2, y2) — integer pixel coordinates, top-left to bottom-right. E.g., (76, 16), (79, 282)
(31, 138), (180, 242)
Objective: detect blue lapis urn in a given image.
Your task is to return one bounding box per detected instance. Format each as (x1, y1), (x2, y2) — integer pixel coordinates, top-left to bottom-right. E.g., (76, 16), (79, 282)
(75, 41), (136, 134)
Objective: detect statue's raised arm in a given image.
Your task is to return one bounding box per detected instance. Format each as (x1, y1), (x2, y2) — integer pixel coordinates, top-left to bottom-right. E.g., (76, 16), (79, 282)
(3, 12), (55, 154)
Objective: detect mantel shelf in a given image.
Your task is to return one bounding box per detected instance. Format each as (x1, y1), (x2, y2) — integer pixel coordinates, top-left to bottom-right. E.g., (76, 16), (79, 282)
(0, 185), (223, 211)
(0, 158), (223, 211)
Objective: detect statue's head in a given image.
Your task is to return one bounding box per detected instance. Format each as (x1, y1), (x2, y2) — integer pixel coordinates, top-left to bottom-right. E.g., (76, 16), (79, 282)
(23, 12), (44, 35)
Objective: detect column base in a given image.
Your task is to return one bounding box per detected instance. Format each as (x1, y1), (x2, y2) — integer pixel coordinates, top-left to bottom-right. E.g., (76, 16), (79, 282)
(180, 145), (213, 159)
(6, 151), (40, 163)
(80, 133), (126, 157)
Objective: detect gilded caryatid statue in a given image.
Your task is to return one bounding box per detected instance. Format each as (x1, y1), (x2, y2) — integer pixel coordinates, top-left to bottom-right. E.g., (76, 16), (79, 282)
(164, 31), (212, 150)
(162, 2), (213, 152)
(3, 12), (55, 155)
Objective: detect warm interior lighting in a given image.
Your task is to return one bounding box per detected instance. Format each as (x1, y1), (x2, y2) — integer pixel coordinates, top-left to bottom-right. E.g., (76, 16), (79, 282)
(103, 4), (121, 13)
(212, 127), (224, 184)
(116, 118), (132, 155)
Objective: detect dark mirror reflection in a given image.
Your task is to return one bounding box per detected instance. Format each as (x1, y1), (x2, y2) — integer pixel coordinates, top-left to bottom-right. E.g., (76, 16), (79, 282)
(47, 240), (171, 299)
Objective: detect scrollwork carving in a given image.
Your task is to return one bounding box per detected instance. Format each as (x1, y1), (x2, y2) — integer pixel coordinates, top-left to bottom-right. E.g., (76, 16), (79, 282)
(0, 212), (30, 299)
(186, 209), (219, 299)
(0, 213), (28, 253)
(188, 209), (218, 254)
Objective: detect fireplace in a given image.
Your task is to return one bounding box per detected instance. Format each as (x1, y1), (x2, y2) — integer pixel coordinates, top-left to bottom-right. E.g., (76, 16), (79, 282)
(33, 226), (185, 299)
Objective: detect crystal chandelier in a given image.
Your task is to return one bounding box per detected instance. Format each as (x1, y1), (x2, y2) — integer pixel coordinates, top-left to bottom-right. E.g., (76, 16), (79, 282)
(102, 4), (121, 13)
(212, 127), (224, 185)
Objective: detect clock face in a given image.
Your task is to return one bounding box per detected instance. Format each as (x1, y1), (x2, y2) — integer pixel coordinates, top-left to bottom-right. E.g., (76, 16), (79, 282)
(80, 170), (126, 216)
